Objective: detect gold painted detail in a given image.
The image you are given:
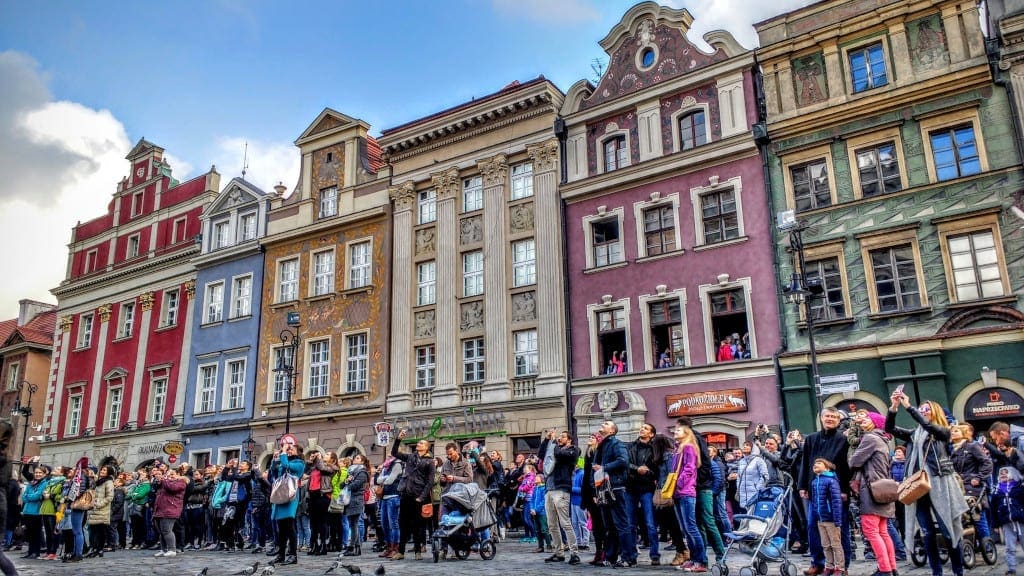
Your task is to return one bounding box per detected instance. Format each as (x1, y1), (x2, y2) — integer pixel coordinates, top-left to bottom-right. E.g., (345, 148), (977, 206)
(97, 304), (113, 323)
(139, 291), (155, 311)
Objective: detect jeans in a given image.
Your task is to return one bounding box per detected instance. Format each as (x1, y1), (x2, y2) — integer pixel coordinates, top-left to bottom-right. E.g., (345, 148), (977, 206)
(887, 518), (906, 557)
(917, 494), (963, 576)
(974, 508), (991, 539)
(675, 495), (706, 565)
(624, 491), (658, 559)
(861, 514), (895, 572)
(600, 488), (635, 563)
(157, 517), (176, 552)
(70, 509), (85, 556)
(713, 490), (730, 536)
(1005, 522), (1024, 571)
(546, 489), (577, 553)
(571, 503), (590, 547)
(297, 515), (310, 548)
(250, 505), (271, 547)
(805, 497), (851, 569)
(381, 497), (400, 544)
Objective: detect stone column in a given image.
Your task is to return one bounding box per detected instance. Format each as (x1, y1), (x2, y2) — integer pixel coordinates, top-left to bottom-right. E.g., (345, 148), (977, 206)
(478, 154), (510, 403)
(127, 293), (155, 422)
(86, 305), (113, 432)
(431, 167), (460, 408)
(386, 182), (416, 413)
(527, 140), (567, 396)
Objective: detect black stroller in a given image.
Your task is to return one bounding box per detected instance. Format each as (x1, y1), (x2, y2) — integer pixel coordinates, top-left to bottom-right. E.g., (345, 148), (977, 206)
(430, 483), (498, 562)
(909, 485), (997, 568)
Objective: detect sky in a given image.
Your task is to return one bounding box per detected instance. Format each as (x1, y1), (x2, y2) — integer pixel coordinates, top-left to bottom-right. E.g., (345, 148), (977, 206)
(0, 0), (813, 320)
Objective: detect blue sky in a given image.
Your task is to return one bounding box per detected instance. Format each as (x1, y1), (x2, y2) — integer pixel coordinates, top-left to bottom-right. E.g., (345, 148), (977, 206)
(0, 0), (810, 318)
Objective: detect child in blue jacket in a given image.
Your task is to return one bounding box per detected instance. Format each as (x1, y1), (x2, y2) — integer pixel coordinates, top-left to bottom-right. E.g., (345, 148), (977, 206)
(811, 458), (845, 576)
(529, 473), (551, 552)
(993, 466), (1024, 576)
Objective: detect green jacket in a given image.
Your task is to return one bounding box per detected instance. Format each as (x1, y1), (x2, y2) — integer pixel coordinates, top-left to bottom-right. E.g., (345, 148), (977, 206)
(127, 481), (151, 505)
(39, 477), (64, 516)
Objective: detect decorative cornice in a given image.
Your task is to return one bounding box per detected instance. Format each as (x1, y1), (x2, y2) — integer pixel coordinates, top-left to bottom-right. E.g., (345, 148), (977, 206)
(477, 153), (509, 187)
(431, 167), (461, 201)
(59, 315), (73, 333)
(97, 304), (112, 323)
(184, 280), (196, 299)
(389, 181), (417, 212)
(527, 139), (559, 174)
(139, 291), (155, 312)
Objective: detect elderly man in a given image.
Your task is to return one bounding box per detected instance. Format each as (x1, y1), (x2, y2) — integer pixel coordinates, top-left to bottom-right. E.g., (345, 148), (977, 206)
(540, 429), (581, 565)
(797, 407), (851, 576)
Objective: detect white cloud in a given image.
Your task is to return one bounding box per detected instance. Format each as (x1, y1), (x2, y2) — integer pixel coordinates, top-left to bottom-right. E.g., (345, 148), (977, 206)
(669, 0), (818, 50)
(492, 0), (600, 25)
(207, 136), (299, 196)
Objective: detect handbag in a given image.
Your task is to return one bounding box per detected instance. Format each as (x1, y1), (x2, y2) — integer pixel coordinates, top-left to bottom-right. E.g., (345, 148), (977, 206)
(374, 484), (384, 499)
(897, 469), (930, 504)
(70, 489), (94, 511)
(869, 478), (900, 504)
(659, 450), (685, 501)
(269, 473), (297, 505)
(328, 490), (347, 513)
(420, 502), (433, 518)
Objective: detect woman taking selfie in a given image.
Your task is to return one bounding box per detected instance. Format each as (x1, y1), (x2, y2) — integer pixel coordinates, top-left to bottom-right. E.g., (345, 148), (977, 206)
(885, 391), (968, 576)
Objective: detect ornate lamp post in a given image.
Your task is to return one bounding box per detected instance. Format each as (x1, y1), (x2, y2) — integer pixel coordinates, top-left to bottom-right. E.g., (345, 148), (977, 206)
(12, 380), (38, 462)
(273, 312), (301, 434)
(779, 211), (825, 416)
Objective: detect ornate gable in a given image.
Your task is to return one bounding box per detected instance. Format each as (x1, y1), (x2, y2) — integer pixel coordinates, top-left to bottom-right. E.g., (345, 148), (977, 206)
(295, 108), (364, 146)
(203, 177), (267, 217)
(580, 2), (743, 111)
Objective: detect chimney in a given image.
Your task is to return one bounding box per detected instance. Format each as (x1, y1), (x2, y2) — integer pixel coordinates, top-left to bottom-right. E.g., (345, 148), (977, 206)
(18, 300), (56, 326)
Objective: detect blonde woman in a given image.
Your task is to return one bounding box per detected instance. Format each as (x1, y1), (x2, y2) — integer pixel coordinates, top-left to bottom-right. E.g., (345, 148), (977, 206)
(886, 393), (968, 576)
(673, 420), (706, 572)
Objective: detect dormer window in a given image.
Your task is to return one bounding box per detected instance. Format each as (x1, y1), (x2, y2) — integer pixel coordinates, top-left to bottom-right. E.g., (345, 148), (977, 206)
(603, 136), (628, 172)
(239, 212), (257, 241)
(320, 186), (338, 218)
(212, 219), (231, 249)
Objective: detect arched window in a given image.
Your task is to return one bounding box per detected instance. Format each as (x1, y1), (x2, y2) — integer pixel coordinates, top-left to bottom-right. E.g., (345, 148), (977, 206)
(679, 111), (708, 151)
(603, 136), (628, 172)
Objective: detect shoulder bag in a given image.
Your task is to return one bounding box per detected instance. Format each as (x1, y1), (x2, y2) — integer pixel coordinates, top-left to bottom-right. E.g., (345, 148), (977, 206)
(864, 443), (899, 504)
(70, 489), (94, 511)
(898, 436), (934, 505)
(269, 473), (297, 505)
(420, 502), (433, 518)
(659, 450), (684, 501)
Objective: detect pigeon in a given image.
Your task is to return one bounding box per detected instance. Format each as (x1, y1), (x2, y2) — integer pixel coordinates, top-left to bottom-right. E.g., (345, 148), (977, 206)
(257, 566), (276, 576)
(341, 565), (362, 575)
(194, 569), (209, 576)
(232, 561), (260, 576)
(374, 565), (386, 576)
(323, 560), (344, 575)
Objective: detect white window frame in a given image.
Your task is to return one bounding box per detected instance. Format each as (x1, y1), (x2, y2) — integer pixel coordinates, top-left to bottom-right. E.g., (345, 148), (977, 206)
(196, 364), (218, 414)
(598, 132), (631, 173)
(225, 359), (245, 411)
(347, 239), (372, 290)
(671, 105), (712, 153)
(639, 289), (689, 371)
(118, 301), (135, 338)
(633, 192), (682, 258)
(204, 281), (224, 324)
(510, 162), (534, 200)
(212, 219), (231, 249)
(127, 233), (141, 259)
(171, 217), (188, 244)
(586, 298), (633, 377)
(162, 289), (179, 327)
(417, 261), (436, 305)
(698, 277), (757, 363)
(512, 239), (536, 287)
(462, 337), (485, 384)
(418, 188), (437, 224)
(462, 175), (483, 212)
(513, 329), (539, 377)
(271, 345), (293, 403)
(462, 250), (484, 297)
(307, 339), (330, 398)
(105, 387), (123, 431)
(84, 248), (99, 274)
(582, 207), (626, 269)
(344, 332), (369, 393)
(415, 345), (436, 389)
(231, 274), (253, 318)
(277, 257), (299, 303)
(690, 176), (746, 249)
(67, 394), (83, 436)
(131, 191), (144, 217)
(5, 362), (19, 392)
(239, 211), (258, 241)
(149, 377), (167, 424)
(319, 186), (338, 218)
(77, 313), (94, 348)
(311, 249), (335, 296)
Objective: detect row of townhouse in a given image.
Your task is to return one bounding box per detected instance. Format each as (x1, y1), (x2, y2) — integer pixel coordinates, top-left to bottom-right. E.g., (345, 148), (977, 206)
(25, 0), (1024, 469)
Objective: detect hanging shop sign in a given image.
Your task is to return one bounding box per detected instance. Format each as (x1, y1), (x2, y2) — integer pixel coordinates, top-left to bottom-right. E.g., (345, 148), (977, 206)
(163, 441), (185, 456)
(666, 388), (748, 417)
(966, 388), (1024, 420)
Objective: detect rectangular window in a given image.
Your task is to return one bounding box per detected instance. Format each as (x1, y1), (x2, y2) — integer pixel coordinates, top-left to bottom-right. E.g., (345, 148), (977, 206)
(597, 309), (627, 373)
(272, 346), (293, 403)
(212, 220), (230, 249)
(84, 249), (99, 274)
(512, 239), (536, 286)
(679, 110), (708, 150)
(510, 162), (533, 199)
(278, 258), (298, 302)
(172, 218), (187, 244)
(856, 142), (902, 197)
(345, 333), (368, 393)
(5, 363), (19, 392)
(870, 244), (922, 313)
(119, 302), (135, 338)
(162, 289), (179, 326)
(417, 261), (436, 305)
(231, 275), (252, 318)
(804, 257), (847, 321)
(463, 176), (483, 212)
(948, 230), (1004, 301)
(149, 378), (167, 423)
(514, 329), (539, 377)
(226, 360), (245, 410)
(463, 338), (485, 384)
(348, 241), (371, 289)
(239, 212), (257, 241)
(312, 250), (334, 296)
(106, 388), (122, 430)
(127, 234), (140, 258)
(319, 186), (338, 218)
(701, 189), (739, 244)
(308, 340), (330, 398)
(131, 191), (143, 217)
(205, 282), (224, 323)
(791, 160), (831, 212)
(643, 206), (676, 255)
(709, 288), (750, 361)
(67, 395), (82, 436)
(415, 345), (436, 389)
(931, 125), (981, 181)
(650, 300), (685, 368)
(603, 136), (628, 172)
(77, 313), (94, 348)
(418, 188), (437, 224)
(849, 43), (888, 93)
(197, 365), (217, 414)
(462, 251), (484, 296)
(592, 218), (623, 266)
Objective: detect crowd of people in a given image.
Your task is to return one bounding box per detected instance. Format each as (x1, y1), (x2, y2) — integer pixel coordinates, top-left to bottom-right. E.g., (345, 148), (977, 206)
(7, 388), (1024, 576)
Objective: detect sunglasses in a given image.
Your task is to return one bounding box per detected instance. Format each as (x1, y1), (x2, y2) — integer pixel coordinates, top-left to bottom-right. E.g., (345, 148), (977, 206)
(918, 405), (931, 413)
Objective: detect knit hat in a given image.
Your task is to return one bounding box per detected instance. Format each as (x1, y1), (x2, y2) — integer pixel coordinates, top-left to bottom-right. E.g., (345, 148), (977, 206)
(76, 457), (89, 469)
(591, 432), (604, 444)
(866, 412), (887, 430)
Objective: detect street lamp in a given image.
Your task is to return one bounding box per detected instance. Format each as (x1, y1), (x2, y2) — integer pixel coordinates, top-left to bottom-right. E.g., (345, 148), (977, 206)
(273, 311), (301, 434)
(11, 380), (38, 462)
(242, 434), (257, 463)
(779, 211), (825, 417)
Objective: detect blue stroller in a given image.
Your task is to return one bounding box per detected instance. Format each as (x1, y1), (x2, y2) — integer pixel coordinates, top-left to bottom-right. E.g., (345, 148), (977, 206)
(713, 476), (797, 576)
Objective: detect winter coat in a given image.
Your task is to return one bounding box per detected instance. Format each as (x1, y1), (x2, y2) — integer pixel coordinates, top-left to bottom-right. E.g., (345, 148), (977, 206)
(20, 478), (47, 516)
(811, 471), (843, 524)
(151, 476), (186, 520)
(185, 478), (211, 505)
(540, 438), (580, 493)
(849, 429), (895, 518)
(110, 485), (125, 521)
(344, 464), (367, 517)
(951, 440), (993, 498)
(798, 427), (851, 495)
(594, 434), (629, 489)
(529, 484), (547, 515)
(992, 468), (1024, 527)
(571, 468), (584, 507)
(390, 438), (435, 502)
(127, 479), (151, 506)
(270, 453), (305, 521)
(440, 457), (473, 493)
(310, 458), (338, 494)
(710, 457), (726, 495)
(737, 454), (768, 507)
(40, 476), (63, 516)
(221, 467), (251, 505)
(378, 459), (403, 499)
(626, 439), (658, 494)
(890, 460), (906, 483)
(87, 476), (115, 525)
(672, 444), (699, 498)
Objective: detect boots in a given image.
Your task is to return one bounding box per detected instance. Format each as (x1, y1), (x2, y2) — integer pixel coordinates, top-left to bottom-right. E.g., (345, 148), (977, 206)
(343, 546), (357, 556)
(379, 543), (395, 558)
(588, 550), (606, 566)
(354, 544), (362, 556)
(671, 551), (688, 566)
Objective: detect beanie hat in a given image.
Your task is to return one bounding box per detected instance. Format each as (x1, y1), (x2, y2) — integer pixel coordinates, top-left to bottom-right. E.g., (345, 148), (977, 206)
(76, 457), (89, 469)
(866, 412), (887, 430)
(591, 432), (604, 444)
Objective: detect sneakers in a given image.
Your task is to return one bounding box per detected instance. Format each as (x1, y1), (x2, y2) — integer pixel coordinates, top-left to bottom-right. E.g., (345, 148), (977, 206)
(153, 551), (165, 557)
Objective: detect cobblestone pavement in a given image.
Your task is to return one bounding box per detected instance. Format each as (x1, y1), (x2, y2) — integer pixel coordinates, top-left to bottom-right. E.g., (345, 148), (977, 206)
(7, 540), (1016, 576)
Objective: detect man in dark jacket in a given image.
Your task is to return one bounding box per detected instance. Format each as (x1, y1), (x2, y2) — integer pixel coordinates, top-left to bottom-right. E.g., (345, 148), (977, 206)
(539, 428), (581, 565)
(391, 429), (435, 561)
(797, 407), (851, 576)
(625, 422), (660, 565)
(592, 420), (634, 568)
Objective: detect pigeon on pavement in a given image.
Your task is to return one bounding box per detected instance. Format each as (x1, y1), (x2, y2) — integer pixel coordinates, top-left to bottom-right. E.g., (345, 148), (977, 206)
(374, 564), (386, 576)
(232, 561), (260, 576)
(194, 569), (209, 576)
(257, 565), (276, 576)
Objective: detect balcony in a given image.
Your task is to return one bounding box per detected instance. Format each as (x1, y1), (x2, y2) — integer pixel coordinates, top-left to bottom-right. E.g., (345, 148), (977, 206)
(412, 389), (432, 408)
(460, 384), (483, 404)
(511, 378), (536, 400)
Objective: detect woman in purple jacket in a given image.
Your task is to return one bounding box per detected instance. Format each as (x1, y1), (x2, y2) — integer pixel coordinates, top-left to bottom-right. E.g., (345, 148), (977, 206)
(151, 467), (187, 558)
(673, 424), (707, 572)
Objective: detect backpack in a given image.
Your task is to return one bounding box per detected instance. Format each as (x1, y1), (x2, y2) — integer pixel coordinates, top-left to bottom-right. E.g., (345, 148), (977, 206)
(269, 474), (297, 505)
(211, 480), (231, 509)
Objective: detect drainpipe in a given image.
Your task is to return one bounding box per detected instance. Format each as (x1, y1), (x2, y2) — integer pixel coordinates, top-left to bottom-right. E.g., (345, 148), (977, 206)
(752, 57), (792, 432)
(554, 116), (576, 437)
(987, 35), (1024, 167)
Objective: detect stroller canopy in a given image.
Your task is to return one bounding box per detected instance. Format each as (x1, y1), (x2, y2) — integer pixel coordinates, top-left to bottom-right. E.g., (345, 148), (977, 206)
(442, 482), (497, 529)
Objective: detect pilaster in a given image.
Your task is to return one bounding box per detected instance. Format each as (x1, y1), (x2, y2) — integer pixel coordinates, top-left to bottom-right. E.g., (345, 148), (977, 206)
(127, 302), (154, 422)
(477, 154), (510, 402)
(85, 316), (111, 432)
(823, 43), (844, 105)
(942, 7), (967, 64)
(387, 182), (416, 412)
(888, 22), (914, 84)
(636, 99), (663, 161)
(432, 167), (460, 407)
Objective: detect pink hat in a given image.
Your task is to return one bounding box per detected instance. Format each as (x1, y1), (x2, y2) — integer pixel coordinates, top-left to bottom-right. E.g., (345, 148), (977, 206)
(866, 412), (887, 430)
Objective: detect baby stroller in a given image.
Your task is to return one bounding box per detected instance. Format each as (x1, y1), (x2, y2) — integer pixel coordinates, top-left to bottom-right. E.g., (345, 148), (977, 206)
(430, 483), (498, 562)
(909, 485), (997, 568)
(714, 478), (798, 576)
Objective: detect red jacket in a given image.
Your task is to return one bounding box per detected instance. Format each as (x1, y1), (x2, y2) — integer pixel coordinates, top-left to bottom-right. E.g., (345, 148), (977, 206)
(152, 477), (187, 519)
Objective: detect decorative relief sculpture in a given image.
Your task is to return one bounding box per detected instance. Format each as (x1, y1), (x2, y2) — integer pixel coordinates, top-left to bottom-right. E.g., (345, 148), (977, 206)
(184, 279), (196, 299)
(139, 292), (155, 311)
(478, 153), (509, 187)
(226, 188), (243, 206)
(527, 140), (559, 173)
(59, 315), (73, 332)
(598, 389), (619, 413)
(509, 203), (534, 233)
(415, 228), (436, 255)
(389, 181), (416, 212)
(414, 310), (436, 339)
(460, 216), (483, 245)
(460, 301), (484, 331)
(432, 166), (460, 201)
(511, 291), (536, 322)
(97, 304), (113, 323)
